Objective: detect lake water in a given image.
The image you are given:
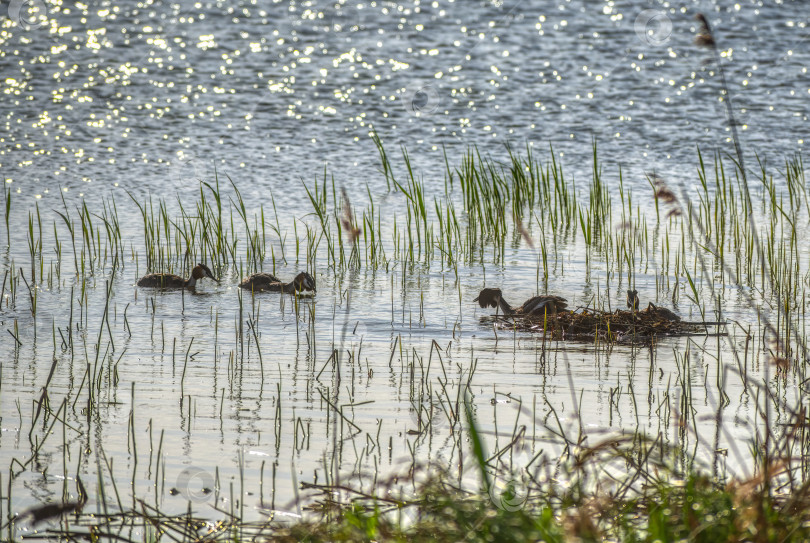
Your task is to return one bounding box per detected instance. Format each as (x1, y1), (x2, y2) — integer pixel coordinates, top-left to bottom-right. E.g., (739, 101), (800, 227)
(1, 0), (808, 532)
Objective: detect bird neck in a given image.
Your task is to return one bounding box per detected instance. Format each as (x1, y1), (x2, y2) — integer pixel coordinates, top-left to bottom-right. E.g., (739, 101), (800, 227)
(185, 275), (197, 288)
(283, 281), (297, 293)
(498, 297), (515, 315)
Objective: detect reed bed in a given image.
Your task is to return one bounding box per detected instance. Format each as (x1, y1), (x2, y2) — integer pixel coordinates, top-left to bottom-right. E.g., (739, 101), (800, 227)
(1, 132), (805, 341)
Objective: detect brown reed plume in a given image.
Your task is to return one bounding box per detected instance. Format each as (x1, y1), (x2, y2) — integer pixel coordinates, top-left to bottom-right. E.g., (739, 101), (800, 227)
(694, 13), (748, 208)
(514, 214), (534, 249)
(340, 187), (361, 243)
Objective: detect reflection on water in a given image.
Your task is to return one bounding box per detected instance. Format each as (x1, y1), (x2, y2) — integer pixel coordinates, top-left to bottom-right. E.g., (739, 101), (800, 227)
(0, 0), (808, 529)
(1, 0), (807, 206)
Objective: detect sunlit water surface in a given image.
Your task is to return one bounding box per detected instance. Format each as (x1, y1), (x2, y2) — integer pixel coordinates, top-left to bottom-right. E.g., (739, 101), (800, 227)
(1, 0), (808, 530)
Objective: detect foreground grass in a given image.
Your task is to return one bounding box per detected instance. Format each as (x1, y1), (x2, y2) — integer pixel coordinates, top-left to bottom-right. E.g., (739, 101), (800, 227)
(270, 445), (809, 542)
(20, 454), (810, 542)
(272, 475), (794, 543)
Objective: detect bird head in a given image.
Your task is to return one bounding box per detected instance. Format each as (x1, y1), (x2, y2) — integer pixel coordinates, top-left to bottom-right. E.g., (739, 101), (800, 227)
(294, 272), (316, 292)
(193, 263), (219, 282)
(474, 288), (503, 309)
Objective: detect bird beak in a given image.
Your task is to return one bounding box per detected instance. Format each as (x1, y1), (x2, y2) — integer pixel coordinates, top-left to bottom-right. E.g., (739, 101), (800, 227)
(473, 295), (480, 302)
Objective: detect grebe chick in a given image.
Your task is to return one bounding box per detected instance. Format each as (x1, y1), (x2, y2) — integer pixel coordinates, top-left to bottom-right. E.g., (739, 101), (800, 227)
(474, 287), (567, 317)
(239, 271), (316, 294)
(137, 263), (218, 289)
(627, 289), (639, 311)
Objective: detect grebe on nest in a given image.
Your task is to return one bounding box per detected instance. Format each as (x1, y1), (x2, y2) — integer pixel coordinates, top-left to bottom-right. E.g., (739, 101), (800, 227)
(474, 288), (567, 317)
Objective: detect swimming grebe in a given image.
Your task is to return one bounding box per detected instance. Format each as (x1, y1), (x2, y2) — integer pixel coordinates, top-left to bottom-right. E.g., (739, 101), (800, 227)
(474, 288), (567, 317)
(136, 263), (218, 289)
(239, 271), (316, 294)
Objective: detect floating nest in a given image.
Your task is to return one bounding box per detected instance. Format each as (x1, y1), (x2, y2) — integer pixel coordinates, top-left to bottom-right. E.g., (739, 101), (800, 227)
(485, 305), (727, 344)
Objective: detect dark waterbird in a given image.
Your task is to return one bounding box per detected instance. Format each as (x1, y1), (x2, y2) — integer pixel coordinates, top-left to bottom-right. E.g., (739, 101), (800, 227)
(239, 271), (316, 294)
(627, 289), (639, 311)
(474, 287), (567, 317)
(646, 302), (680, 322)
(136, 263), (218, 289)
(624, 290), (680, 321)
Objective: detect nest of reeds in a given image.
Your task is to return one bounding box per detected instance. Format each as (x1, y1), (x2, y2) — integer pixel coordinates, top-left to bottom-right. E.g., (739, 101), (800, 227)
(486, 305), (725, 344)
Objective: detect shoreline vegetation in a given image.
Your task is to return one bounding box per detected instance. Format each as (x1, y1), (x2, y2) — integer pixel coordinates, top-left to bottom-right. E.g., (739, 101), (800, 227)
(3, 11), (810, 543)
